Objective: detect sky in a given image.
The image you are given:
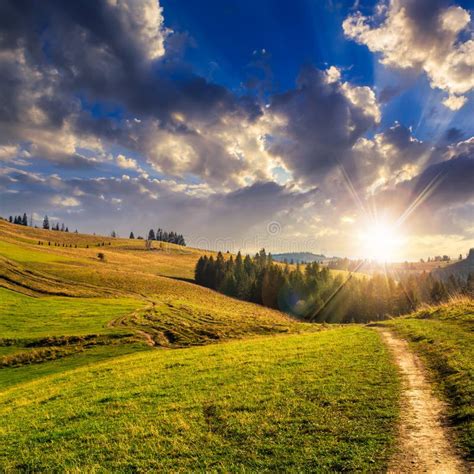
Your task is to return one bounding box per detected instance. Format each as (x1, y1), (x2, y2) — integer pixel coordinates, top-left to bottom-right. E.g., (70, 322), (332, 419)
(0, 0), (473, 261)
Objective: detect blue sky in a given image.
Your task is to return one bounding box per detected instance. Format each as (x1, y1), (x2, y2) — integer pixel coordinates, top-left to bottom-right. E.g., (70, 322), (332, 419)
(160, 0), (376, 91)
(160, 0), (473, 140)
(0, 0), (473, 259)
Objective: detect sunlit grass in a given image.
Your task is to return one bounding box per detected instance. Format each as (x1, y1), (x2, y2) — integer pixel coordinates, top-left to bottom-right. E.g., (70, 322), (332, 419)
(0, 288), (143, 339)
(0, 327), (399, 472)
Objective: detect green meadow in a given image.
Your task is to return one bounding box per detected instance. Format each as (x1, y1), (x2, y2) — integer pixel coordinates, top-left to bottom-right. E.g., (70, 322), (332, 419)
(0, 219), (472, 470)
(0, 328), (399, 472)
(0, 288), (142, 338)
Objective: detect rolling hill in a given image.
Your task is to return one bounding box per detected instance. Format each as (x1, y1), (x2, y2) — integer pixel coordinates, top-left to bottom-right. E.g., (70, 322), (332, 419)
(0, 219), (401, 470)
(432, 248), (474, 282)
(0, 219), (472, 470)
(0, 219), (321, 372)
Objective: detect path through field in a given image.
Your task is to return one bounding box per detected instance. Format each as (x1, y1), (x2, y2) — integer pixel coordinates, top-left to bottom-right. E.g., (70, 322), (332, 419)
(377, 329), (468, 473)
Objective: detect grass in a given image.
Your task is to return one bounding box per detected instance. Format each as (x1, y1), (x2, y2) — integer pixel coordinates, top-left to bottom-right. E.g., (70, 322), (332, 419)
(384, 299), (474, 459)
(0, 344), (151, 390)
(4, 219), (473, 469)
(0, 288), (143, 339)
(0, 240), (79, 264)
(0, 220), (313, 353)
(0, 327), (399, 472)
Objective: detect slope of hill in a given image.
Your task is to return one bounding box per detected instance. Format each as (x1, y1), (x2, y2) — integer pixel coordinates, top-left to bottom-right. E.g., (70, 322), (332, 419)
(432, 249), (474, 282)
(0, 220), (315, 370)
(2, 219), (473, 470)
(0, 219), (403, 470)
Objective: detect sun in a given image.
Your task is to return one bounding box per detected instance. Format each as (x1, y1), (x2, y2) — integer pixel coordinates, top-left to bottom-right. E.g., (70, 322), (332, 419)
(359, 220), (404, 262)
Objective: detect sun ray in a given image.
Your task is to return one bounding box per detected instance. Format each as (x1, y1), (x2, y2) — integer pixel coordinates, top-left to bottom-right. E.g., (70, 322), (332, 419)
(395, 171), (444, 229)
(309, 259), (367, 322)
(338, 162), (372, 220)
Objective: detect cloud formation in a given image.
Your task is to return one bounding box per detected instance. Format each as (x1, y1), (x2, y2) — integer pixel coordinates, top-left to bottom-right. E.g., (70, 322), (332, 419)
(0, 0), (472, 259)
(266, 66), (380, 183)
(0, 0), (265, 187)
(343, 0), (474, 109)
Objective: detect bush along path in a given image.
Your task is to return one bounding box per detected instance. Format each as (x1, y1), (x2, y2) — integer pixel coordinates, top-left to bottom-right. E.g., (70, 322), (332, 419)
(376, 328), (470, 473)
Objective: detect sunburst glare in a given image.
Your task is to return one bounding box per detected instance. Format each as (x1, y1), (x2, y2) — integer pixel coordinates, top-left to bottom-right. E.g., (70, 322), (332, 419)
(359, 219), (405, 262)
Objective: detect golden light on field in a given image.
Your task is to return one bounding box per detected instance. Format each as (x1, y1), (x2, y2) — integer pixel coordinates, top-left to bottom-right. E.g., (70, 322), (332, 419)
(359, 219), (404, 262)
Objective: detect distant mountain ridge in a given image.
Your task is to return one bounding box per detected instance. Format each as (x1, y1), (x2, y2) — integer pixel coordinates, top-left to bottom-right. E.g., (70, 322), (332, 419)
(272, 252), (326, 264)
(433, 249), (474, 281)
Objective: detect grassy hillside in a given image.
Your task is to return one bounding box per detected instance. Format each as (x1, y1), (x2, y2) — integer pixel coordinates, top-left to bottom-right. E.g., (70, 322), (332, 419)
(0, 220), (315, 368)
(0, 220), (402, 470)
(0, 327), (399, 472)
(4, 219), (472, 469)
(384, 300), (474, 459)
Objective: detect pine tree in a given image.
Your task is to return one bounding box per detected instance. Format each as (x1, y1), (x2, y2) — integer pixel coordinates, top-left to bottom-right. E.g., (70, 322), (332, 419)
(129, 232), (135, 239)
(8, 216), (12, 223)
(22, 213), (28, 226)
(43, 215), (50, 230)
(195, 256), (206, 284)
(148, 229), (156, 240)
(219, 271), (238, 297)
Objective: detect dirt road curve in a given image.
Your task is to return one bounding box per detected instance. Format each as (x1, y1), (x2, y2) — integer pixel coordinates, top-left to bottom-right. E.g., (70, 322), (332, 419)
(377, 328), (470, 474)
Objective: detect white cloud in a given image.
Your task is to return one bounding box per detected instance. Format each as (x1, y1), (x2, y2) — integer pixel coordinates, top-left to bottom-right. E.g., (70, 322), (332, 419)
(343, 0), (474, 108)
(341, 82), (381, 123)
(51, 196), (81, 207)
(0, 145), (20, 161)
(325, 66), (342, 83)
(116, 154), (138, 169)
(442, 94), (467, 111)
(324, 66), (381, 121)
(107, 0), (170, 61)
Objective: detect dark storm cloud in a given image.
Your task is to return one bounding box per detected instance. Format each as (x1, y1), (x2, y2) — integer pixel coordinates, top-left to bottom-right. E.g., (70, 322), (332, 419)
(2, 0), (247, 122)
(267, 66), (379, 183)
(0, 0), (261, 170)
(366, 138), (474, 236)
(220, 181), (318, 217)
(403, 0), (450, 33)
(443, 127), (464, 144)
(412, 147), (474, 207)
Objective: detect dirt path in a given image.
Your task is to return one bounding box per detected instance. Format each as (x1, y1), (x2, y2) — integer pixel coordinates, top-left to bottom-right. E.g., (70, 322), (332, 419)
(377, 328), (469, 473)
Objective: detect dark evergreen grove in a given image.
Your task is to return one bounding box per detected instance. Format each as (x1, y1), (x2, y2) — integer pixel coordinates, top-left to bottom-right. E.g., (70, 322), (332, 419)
(8, 213), (70, 232)
(10, 213), (28, 226)
(145, 228), (186, 246)
(195, 249), (474, 323)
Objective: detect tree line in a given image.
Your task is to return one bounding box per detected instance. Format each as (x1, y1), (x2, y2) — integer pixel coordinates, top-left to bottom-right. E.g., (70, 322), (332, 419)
(195, 249), (474, 323)
(9, 213), (28, 226)
(42, 215), (70, 232)
(9, 213), (71, 232)
(7, 214), (186, 246)
(131, 228), (186, 246)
